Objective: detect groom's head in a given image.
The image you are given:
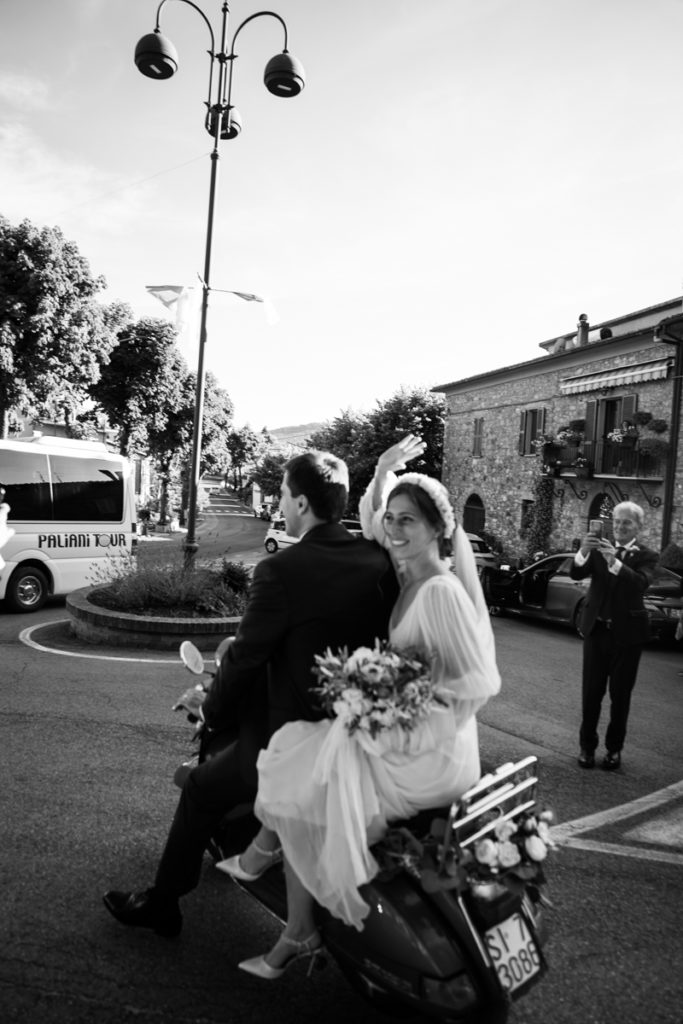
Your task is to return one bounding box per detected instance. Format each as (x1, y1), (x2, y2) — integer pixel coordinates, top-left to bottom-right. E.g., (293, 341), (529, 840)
(281, 451), (349, 536)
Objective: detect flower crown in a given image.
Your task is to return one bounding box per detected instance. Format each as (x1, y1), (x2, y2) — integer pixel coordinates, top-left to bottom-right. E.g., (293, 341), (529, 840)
(394, 473), (456, 539)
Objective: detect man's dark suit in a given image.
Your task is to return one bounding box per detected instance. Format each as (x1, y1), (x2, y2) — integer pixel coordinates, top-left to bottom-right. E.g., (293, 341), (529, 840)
(154, 522), (397, 898)
(570, 543), (657, 756)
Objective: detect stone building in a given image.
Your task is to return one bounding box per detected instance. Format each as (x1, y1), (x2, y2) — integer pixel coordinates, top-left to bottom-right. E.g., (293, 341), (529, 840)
(434, 297), (683, 560)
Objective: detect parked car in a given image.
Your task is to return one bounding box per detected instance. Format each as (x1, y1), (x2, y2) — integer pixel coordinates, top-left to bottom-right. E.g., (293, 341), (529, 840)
(254, 503), (275, 521)
(466, 533), (497, 574)
(264, 518), (295, 552)
(480, 552), (683, 640)
(264, 517), (363, 553)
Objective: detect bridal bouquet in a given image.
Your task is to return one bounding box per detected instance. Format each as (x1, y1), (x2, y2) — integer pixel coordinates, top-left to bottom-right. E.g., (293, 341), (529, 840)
(312, 639), (447, 739)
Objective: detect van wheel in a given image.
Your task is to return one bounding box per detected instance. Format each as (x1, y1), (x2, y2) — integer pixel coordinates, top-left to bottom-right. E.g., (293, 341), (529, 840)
(264, 539), (278, 553)
(6, 566), (49, 612)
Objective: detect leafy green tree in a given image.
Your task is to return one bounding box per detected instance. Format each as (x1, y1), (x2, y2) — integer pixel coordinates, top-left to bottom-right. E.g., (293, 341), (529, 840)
(200, 374), (235, 477)
(308, 388), (445, 511)
(0, 216), (121, 437)
(225, 424), (262, 491)
(146, 357), (196, 524)
(306, 409), (369, 464)
(177, 373), (235, 519)
(251, 451), (289, 503)
(90, 317), (182, 455)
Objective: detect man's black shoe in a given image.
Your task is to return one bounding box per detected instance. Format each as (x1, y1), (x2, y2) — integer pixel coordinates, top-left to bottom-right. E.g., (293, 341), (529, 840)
(103, 889), (182, 937)
(578, 750), (595, 769)
(602, 751), (621, 771)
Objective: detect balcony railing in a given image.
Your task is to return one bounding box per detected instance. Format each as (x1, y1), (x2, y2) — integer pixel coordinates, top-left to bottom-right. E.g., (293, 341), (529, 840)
(545, 441), (666, 479)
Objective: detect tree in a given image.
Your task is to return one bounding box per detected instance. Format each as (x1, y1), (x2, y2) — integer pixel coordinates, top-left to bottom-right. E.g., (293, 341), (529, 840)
(225, 424), (262, 491)
(0, 216), (119, 437)
(251, 452), (289, 502)
(200, 374), (235, 477)
(90, 317), (183, 455)
(177, 373), (235, 519)
(307, 388), (445, 511)
(145, 356), (196, 524)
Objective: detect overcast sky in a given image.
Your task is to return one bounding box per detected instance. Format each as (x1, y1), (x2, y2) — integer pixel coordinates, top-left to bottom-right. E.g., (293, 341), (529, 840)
(2, 0), (683, 431)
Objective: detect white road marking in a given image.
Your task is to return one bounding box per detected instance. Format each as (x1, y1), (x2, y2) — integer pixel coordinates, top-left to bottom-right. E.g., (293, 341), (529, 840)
(624, 805), (683, 845)
(554, 838), (683, 867)
(552, 779), (683, 864)
(19, 619), (179, 664)
(552, 779), (683, 839)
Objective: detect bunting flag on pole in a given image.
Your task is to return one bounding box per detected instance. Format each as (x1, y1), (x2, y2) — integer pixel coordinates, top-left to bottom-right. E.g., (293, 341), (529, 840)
(146, 284), (279, 328)
(214, 289), (264, 304)
(145, 285), (187, 309)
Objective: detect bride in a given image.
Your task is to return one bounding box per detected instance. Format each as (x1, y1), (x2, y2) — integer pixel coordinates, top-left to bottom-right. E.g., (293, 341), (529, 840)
(218, 436), (501, 978)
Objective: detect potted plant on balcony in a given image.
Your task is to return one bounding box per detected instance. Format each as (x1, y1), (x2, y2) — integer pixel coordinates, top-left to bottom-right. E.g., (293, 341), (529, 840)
(572, 454), (592, 479)
(638, 436), (670, 467)
(532, 432), (563, 474)
(607, 421), (639, 445)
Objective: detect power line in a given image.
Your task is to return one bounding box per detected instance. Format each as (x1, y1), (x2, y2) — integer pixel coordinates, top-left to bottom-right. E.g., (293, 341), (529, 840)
(55, 152), (209, 217)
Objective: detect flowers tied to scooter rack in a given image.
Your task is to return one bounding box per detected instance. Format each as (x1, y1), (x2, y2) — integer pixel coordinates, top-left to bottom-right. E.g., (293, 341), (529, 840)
(312, 640), (448, 738)
(374, 755), (554, 904)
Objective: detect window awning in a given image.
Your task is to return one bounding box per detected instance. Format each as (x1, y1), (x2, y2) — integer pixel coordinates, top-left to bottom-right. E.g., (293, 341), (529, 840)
(559, 358), (673, 395)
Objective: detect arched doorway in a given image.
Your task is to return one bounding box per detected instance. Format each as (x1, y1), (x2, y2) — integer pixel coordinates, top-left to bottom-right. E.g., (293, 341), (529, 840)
(463, 494), (485, 534)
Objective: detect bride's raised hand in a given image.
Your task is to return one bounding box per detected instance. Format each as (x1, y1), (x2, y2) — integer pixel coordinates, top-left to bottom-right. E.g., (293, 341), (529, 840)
(377, 434), (426, 474)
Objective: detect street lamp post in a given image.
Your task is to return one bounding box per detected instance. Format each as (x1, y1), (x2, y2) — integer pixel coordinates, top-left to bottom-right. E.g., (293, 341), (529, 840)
(134, 1), (305, 563)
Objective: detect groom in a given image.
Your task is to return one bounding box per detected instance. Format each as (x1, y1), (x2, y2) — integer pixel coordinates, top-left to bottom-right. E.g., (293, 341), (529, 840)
(103, 450), (397, 937)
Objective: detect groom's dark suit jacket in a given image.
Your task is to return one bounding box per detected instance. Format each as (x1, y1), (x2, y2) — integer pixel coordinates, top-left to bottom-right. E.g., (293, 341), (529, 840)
(569, 543), (657, 646)
(202, 521), (397, 784)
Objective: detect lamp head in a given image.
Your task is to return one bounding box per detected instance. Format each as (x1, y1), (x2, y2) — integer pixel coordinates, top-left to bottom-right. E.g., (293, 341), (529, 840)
(264, 51), (305, 97)
(206, 107), (242, 141)
(135, 30), (178, 80)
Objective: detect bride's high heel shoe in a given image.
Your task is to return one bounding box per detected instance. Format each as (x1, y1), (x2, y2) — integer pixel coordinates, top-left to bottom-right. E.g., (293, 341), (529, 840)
(238, 931), (324, 980)
(215, 839), (283, 882)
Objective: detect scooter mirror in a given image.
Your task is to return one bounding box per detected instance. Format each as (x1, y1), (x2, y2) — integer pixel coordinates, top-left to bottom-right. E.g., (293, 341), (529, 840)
(179, 640), (205, 675)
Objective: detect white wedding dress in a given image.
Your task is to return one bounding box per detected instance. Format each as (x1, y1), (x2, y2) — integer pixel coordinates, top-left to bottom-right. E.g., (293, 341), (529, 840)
(254, 476), (501, 930)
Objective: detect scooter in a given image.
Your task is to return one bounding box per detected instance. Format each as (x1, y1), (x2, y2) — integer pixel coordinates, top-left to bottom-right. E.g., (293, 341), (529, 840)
(175, 640), (551, 1024)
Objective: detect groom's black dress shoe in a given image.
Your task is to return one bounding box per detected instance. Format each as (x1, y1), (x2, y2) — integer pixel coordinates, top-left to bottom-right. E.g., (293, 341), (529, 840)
(103, 889), (182, 937)
(602, 751), (621, 771)
(577, 750), (595, 769)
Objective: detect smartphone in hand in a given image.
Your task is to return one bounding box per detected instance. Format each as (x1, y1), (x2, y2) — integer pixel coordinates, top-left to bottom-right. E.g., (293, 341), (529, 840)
(589, 520), (603, 538)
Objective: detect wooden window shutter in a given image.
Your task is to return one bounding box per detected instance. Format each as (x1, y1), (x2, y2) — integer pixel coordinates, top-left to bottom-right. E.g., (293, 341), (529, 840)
(518, 411), (527, 455)
(621, 394), (638, 423)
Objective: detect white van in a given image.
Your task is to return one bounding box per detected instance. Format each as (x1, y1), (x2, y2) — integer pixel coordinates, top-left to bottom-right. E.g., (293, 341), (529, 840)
(0, 436), (137, 612)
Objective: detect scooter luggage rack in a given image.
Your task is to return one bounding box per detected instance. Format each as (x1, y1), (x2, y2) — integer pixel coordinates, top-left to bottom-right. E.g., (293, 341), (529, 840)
(440, 756), (539, 863)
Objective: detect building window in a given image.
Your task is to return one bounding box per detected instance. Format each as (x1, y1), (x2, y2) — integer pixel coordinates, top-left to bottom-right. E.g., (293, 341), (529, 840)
(518, 408), (546, 455)
(520, 499), (534, 537)
(473, 417), (484, 457)
(584, 395), (637, 474)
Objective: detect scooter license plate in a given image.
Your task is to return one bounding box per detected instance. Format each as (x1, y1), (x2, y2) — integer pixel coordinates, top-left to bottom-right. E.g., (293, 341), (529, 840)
(484, 912), (541, 995)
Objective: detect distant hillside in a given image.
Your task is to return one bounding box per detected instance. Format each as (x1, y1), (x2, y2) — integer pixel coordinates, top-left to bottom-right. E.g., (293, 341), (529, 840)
(269, 422), (324, 449)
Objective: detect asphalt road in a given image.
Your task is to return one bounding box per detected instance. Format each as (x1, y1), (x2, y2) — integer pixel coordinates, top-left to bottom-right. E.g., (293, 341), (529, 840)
(1, 513), (682, 1024)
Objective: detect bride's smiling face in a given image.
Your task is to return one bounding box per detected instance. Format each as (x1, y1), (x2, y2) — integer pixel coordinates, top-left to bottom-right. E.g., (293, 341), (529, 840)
(382, 493), (439, 559)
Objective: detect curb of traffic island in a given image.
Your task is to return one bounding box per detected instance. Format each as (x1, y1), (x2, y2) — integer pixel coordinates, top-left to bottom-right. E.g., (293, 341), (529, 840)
(66, 586), (241, 652)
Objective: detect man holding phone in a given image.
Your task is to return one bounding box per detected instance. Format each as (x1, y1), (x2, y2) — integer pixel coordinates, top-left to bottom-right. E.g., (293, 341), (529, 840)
(570, 502), (657, 771)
